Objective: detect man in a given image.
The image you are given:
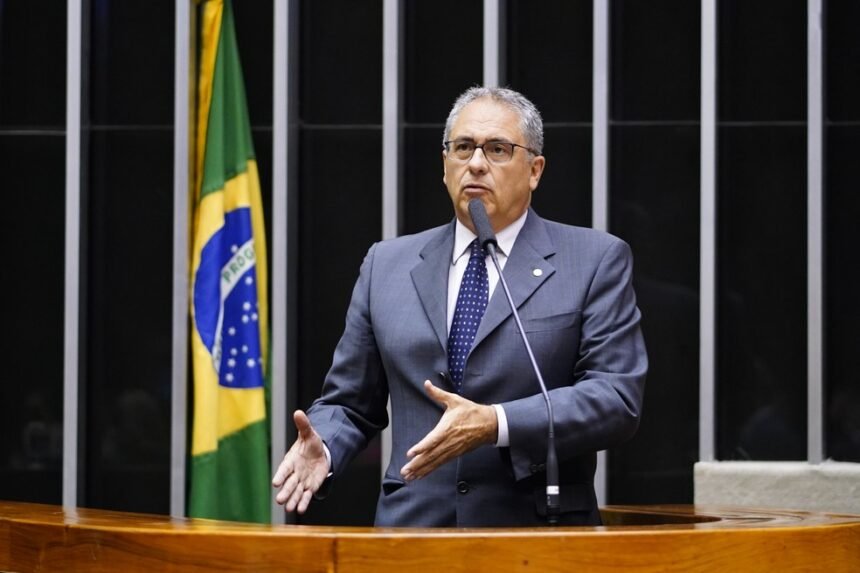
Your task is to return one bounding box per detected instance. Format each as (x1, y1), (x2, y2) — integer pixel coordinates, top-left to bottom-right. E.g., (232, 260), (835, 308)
(273, 87), (647, 527)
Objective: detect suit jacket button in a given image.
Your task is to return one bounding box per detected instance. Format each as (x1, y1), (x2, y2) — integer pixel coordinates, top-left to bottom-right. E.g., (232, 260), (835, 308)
(457, 481), (470, 494)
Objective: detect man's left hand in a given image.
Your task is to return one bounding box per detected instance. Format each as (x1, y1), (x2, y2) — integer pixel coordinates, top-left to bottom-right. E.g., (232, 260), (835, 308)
(400, 380), (498, 481)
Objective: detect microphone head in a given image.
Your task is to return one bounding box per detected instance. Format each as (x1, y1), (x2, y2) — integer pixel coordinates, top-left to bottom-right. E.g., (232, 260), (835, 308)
(468, 199), (498, 248)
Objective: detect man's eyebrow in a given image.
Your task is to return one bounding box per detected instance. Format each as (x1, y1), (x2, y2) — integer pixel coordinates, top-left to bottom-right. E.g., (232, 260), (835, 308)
(452, 136), (510, 142)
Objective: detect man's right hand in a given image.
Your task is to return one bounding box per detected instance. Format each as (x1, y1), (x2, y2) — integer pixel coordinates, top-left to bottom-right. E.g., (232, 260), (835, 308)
(272, 410), (330, 514)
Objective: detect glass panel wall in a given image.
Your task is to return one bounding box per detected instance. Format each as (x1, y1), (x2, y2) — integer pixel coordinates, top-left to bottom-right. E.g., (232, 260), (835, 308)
(82, 0), (175, 512)
(608, 0), (700, 502)
(716, 0), (807, 461)
(0, 0), (66, 504)
(824, 0), (860, 462)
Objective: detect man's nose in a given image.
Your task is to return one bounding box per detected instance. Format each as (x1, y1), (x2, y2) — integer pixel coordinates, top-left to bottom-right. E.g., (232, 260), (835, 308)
(467, 147), (489, 171)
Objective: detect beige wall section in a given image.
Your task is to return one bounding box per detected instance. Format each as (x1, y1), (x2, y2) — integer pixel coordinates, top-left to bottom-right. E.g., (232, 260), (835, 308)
(695, 461), (860, 515)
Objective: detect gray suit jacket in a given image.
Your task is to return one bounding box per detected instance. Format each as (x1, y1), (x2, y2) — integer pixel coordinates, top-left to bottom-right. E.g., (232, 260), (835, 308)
(307, 209), (647, 527)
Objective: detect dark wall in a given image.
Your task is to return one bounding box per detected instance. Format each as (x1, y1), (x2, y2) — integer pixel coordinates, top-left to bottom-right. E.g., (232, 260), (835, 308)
(716, 0), (808, 461)
(0, 0), (67, 505)
(82, 0), (175, 513)
(824, 0), (860, 463)
(606, 0), (701, 503)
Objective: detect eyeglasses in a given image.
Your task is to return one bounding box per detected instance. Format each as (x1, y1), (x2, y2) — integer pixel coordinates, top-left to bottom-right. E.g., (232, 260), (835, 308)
(443, 139), (538, 164)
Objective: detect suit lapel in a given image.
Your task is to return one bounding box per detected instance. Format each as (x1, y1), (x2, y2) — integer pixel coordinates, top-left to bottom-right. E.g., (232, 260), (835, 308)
(410, 221), (455, 352)
(472, 210), (556, 350)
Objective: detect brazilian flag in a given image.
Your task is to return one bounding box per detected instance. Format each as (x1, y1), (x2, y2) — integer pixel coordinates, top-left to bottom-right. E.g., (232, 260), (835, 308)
(189, 0), (269, 523)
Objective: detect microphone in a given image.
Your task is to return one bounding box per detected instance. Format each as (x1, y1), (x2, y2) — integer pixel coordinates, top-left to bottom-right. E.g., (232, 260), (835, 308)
(468, 197), (498, 250)
(468, 199), (561, 525)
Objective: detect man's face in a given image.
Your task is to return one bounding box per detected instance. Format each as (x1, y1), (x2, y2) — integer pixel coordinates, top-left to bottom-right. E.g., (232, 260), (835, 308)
(443, 98), (545, 233)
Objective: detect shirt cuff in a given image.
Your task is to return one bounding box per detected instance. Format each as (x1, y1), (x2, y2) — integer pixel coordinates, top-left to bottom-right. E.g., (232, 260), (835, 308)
(493, 404), (510, 447)
(322, 443), (334, 477)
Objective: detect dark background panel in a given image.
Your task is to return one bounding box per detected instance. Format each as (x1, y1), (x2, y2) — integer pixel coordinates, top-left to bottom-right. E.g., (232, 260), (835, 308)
(825, 125), (860, 462)
(610, 0), (700, 121)
(404, 0), (483, 124)
(0, 0), (66, 128)
(299, 0), (381, 125)
(88, 0), (174, 126)
(297, 128), (382, 525)
(233, 0), (274, 340)
(716, 125), (806, 461)
(402, 126), (453, 235)
(608, 125), (699, 503)
(506, 0), (592, 123)
(83, 129), (174, 513)
(529, 126), (591, 227)
(0, 134), (65, 504)
(609, 126), (699, 288)
(718, 0), (806, 122)
(826, 0), (860, 122)
(234, 0), (274, 127)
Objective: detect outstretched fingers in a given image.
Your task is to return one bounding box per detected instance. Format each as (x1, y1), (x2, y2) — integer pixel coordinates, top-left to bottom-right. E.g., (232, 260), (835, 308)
(272, 410), (329, 513)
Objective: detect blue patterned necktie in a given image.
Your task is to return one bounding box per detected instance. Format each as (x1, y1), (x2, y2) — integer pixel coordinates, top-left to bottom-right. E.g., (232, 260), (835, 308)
(448, 239), (489, 392)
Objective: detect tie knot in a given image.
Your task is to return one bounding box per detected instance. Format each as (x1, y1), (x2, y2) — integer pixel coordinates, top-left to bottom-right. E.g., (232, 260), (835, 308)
(470, 239), (486, 260)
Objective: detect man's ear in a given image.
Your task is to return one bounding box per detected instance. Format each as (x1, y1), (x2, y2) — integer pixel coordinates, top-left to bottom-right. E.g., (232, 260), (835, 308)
(529, 155), (546, 192)
(442, 150), (448, 182)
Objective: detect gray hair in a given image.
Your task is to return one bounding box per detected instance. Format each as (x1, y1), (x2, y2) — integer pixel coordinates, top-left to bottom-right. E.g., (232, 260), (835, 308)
(443, 86), (544, 155)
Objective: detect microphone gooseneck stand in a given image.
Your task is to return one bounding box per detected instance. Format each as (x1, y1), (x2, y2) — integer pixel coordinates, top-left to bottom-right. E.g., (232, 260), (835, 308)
(468, 199), (561, 525)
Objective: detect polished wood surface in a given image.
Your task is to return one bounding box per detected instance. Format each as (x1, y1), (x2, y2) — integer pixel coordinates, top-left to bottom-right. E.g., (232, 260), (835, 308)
(1, 500), (858, 572)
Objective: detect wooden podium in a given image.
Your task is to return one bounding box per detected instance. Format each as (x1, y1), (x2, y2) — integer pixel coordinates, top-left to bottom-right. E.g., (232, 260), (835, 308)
(1, 500), (858, 571)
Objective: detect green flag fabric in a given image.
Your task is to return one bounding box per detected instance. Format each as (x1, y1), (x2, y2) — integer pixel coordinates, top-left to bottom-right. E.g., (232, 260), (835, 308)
(188, 0), (270, 523)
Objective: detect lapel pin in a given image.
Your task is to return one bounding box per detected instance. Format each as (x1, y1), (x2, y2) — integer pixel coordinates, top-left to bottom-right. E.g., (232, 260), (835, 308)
(532, 268), (543, 277)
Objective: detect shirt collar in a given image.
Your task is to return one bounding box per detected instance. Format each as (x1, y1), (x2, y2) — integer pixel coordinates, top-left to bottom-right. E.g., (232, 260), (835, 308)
(451, 209), (529, 264)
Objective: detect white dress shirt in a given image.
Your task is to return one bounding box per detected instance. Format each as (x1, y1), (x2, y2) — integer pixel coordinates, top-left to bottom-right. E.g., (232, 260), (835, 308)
(447, 210), (529, 448)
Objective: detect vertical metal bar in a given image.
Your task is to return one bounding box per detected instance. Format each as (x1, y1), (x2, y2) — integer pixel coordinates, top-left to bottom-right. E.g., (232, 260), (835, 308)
(271, 0), (290, 524)
(592, 0), (609, 233)
(699, 0), (718, 462)
(807, 0), (824, 464)
(383, 0), (400, 242)
(381, 0), (400, 480)
(170, 0), (192, 519)
(592, 0), (609, 505)
(483, 0), (500, 87)
(594, 450), (608, 507)
(63, 0), (83, 511)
